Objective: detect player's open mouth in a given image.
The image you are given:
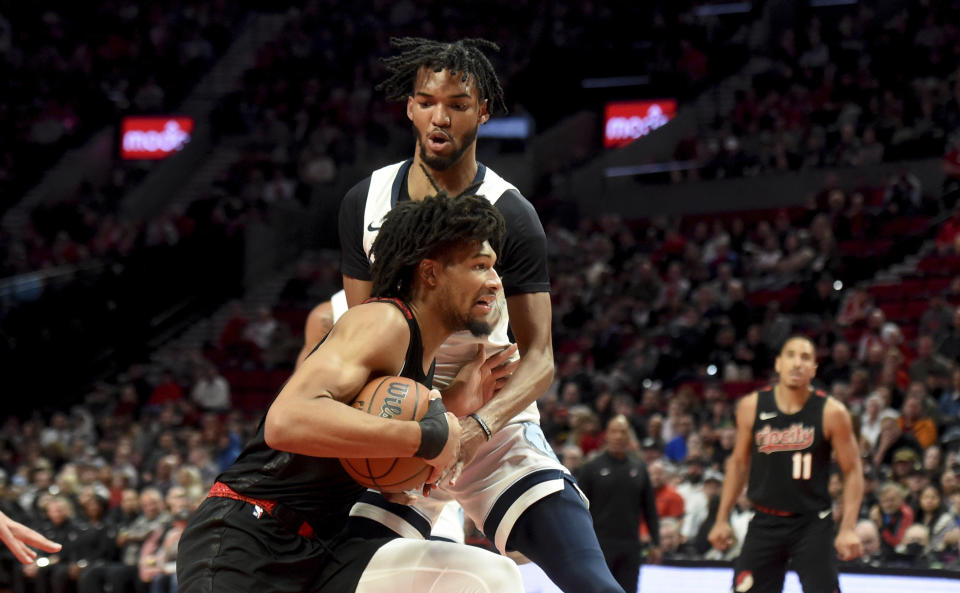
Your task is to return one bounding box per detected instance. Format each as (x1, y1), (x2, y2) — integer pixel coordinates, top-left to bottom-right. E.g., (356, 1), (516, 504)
(474, 295), (495, 314)
(427, 131), (451, 151)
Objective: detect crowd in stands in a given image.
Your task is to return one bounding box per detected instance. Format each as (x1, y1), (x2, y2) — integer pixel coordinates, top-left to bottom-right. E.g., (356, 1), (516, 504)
(7, 1), (960, 589)
(3, 183), (960, 591)
(671, 2), (960, 183)
(539, 189), (960, 569)
(0, 2), (248, 214)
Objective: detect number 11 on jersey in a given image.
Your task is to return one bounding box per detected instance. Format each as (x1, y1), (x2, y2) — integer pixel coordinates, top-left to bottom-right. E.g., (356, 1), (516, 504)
(792, 452), (812, 480)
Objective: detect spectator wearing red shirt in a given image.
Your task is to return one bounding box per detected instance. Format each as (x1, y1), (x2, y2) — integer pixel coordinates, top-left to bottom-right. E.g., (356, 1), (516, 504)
(871, 482), (915, 559)
(642, 460), (685, 540)
(147, 371), (184, 407)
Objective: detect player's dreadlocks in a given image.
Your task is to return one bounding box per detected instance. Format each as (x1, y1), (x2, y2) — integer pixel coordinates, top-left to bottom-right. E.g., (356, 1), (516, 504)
(377, 37), (508, 115)
(370, 191), (505, 301)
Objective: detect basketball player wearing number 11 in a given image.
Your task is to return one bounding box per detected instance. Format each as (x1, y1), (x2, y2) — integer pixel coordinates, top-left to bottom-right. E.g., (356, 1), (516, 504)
(708, 336), (863, 593)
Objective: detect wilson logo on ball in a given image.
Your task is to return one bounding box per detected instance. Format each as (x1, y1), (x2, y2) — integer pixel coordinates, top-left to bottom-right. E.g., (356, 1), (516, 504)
(379, 382), (409, 418)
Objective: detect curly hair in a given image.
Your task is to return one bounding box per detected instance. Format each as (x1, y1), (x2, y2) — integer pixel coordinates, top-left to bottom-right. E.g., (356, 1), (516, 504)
(376, 37), (508, 116)
(370, 193), (505, 301)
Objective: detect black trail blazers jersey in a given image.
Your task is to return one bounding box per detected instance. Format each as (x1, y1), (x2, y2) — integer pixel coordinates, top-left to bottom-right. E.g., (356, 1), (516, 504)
(747, 386), (832, 514)
(216, 298), (433, 539)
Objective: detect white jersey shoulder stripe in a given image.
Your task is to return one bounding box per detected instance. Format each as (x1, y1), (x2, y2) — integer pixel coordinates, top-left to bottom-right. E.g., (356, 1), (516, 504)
(361, 161), (407, 261)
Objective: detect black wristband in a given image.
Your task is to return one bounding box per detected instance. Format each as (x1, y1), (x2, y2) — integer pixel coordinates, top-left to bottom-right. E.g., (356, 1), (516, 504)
(469, 413), (492, 440)
(415, 399), (449, 460)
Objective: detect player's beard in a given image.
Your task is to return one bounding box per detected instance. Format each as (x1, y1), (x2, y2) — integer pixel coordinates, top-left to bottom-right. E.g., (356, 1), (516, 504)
(467, 317), (493, 338)
(414, 123), (479, 171)
(443, 300), (493, 338)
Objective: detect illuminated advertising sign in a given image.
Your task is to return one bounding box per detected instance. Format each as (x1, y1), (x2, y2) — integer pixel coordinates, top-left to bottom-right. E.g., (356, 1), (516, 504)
(120, 116), (194, 160)
(478, 115), (534, 139)
(603, 99), (677, 148)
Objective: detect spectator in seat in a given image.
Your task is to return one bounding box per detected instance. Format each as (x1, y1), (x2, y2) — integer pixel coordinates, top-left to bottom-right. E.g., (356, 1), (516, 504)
(78, 488), (168, 593)
(820, 340), (855, 386)
(899, 392), (938, 450)
(647, 460), (684, 526)
(937, 307), (960, 361)
(939, 368), (960, 418)
(873, 412), (923, 468)
(51, 490), (114, 593)
(189, 365), (230, 413)
(871, 482), (915, 560)
(13, 496), (76, 593)
(916, 484), (959, 552)
(909, 335), (954, 385)
(242, 307), (278, 351)
(853, 520), (883, 566)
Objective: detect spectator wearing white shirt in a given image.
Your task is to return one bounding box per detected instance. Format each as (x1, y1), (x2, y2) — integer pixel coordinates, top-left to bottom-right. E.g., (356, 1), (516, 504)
(190, 365), (230, 412)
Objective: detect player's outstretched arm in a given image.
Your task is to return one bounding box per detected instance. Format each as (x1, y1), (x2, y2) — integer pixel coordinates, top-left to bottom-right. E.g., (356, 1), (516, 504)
(708, 392), (756, 552)
(0, 511), (61, 565)
(825, 397), (864, 561)
(266, 303), (424, 460)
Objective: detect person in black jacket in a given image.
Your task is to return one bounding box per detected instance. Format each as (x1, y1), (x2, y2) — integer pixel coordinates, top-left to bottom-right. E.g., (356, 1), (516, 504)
(577, 415), (661, 593)
(51, 490), (115, 593)
(13, 496), (74, 593)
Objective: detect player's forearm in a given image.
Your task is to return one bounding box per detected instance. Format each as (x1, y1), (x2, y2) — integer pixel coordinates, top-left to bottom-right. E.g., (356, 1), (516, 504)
(472, 343), (553, 432)
(840, 468), (864, 532)
(716, 456), (749, 522)
(265, 397), (422, 458)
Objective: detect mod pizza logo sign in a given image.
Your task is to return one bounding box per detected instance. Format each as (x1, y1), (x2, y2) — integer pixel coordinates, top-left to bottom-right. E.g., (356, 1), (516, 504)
(603, 100), (677, 148)
(121, 116), (194, 160)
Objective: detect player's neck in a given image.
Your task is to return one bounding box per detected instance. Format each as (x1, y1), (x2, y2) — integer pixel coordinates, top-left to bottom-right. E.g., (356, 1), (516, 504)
(407, 300), (454, 372)
(409, 150), (479, 200)
(773, 383), (811, 414)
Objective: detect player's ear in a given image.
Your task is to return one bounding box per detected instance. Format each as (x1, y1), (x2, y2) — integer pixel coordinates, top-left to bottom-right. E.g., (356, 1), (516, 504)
(418, 259), (440, 288)
(479, 99), (489, 124)
(407, 96), (415, 121)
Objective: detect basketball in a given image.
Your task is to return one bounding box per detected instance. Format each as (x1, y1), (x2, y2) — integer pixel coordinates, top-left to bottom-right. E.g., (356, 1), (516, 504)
(339, 376), (433, 492)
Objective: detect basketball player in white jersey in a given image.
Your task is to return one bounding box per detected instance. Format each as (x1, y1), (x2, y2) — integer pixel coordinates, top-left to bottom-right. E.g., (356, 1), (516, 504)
(302, 37), (625, 593)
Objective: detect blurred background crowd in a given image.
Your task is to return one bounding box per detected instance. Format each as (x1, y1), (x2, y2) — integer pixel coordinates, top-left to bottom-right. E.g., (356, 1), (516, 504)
(2, 1), (960, 591)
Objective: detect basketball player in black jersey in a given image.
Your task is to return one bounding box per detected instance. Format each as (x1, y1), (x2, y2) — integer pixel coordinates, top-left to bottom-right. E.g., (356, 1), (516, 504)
(708, 335), (863, 593)
(177, 194), (526, 593)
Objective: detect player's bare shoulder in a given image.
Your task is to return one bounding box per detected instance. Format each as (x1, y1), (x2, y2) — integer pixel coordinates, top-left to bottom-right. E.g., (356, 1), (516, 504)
(336, 301), (408, 339)
(735, 391), (760, 430)
(822, 394), (855, 440)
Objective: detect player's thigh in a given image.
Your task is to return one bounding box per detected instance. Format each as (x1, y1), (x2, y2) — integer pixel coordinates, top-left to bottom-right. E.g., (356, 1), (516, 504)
(452, 423), (572, 548)
(734, 516), (790, 593)
(789, 517), (839, 593)
(355, 538), (523, 593)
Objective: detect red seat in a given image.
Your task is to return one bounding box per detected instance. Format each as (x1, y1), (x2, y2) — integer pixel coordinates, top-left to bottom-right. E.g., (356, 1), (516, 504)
(879, 302), (904, 319)
(868, 284), (904, 303)
(923, 277), (951, 295)
(902, 300), (929, 319)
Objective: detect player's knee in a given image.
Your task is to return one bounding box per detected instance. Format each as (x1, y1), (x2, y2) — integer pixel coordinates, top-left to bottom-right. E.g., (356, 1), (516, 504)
(483, 554), (524, 592)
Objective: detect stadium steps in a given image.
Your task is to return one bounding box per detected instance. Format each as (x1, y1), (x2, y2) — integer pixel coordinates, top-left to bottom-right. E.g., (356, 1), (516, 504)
(148, 270), (291, 371)
(1, 12), (284, 236)
(121, 11), (287, 220)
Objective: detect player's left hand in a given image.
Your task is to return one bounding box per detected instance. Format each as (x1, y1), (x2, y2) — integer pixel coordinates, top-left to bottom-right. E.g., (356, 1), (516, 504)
(834, 527), (862, 561)
(441, 344), (518, 417)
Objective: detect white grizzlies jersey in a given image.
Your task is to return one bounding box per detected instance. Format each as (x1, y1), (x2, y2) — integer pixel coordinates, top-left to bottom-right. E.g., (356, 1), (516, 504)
(339, 160), (550, 424)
